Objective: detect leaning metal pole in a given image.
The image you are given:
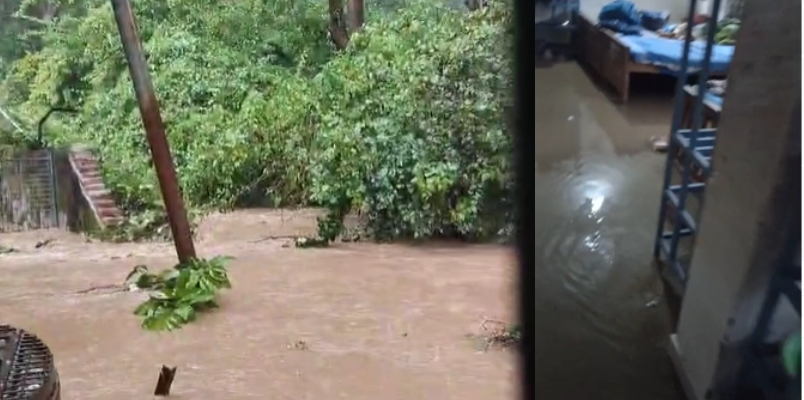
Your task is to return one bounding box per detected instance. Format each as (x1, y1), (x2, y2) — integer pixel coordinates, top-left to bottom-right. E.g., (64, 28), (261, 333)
(110, 0), (197, 263)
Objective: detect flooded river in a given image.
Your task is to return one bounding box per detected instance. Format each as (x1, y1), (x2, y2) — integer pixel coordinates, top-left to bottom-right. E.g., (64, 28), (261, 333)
(0, 214), (516, 400)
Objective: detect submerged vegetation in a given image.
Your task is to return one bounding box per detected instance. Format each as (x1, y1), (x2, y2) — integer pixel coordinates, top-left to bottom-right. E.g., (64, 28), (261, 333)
(126, 256), (233, 331)
(0, 0), (513, 243)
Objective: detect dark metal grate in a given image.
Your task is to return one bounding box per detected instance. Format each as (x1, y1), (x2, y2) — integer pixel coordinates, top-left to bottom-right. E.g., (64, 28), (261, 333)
(0, 148), (59, 233)
(0, 325), (59, 400)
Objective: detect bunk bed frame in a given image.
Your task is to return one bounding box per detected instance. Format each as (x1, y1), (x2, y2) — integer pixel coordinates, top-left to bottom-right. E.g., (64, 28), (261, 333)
(576, 14), (728, 103)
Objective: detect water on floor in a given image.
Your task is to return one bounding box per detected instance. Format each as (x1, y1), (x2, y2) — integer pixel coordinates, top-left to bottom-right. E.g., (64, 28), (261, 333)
(534, 62), (686, 400)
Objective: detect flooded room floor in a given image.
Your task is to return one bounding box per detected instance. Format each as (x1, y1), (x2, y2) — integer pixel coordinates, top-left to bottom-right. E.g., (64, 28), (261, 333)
(534, 62), (685, 400)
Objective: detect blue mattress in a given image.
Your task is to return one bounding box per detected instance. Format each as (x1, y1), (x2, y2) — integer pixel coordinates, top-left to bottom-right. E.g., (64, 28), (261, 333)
(616, 32), (734, 73)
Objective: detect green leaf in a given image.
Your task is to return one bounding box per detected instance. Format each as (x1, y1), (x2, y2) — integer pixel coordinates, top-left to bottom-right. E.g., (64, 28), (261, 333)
(133, 301), (157, 316)
(149, 291), (169, 300)
(175, 305), (196, 322)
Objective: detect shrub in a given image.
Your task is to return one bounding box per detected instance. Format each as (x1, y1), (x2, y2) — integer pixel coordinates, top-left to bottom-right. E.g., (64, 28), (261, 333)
(309, 2), (513, 240)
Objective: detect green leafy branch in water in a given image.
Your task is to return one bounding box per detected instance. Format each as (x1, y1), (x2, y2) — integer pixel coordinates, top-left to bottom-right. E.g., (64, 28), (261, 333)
(126, 256), (233, 331)
(294, 205), (350, 248)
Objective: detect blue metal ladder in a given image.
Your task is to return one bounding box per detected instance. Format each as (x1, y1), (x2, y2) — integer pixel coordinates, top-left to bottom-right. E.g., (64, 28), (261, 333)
(653, 0), (723, 293)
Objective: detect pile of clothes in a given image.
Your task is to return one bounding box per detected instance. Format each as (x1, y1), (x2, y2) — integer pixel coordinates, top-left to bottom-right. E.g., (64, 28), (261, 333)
(597, 0), (669, 35)
(660, 16), (740, 44)
(713, 19), (740, 44)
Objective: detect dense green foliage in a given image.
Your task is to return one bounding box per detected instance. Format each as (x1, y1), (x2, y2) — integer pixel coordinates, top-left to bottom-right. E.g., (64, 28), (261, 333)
(1, 0), (512, 241)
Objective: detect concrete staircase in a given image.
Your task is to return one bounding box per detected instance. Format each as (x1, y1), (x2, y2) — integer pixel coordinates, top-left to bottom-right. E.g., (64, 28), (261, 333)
(67, 148), (124, 228)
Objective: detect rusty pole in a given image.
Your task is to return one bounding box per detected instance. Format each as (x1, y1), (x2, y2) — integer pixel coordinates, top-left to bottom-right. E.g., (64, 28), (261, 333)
(110, 0), (197, 263)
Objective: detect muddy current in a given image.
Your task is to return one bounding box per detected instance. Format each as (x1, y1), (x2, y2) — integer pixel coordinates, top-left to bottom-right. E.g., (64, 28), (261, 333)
(1, 219), (517, 400)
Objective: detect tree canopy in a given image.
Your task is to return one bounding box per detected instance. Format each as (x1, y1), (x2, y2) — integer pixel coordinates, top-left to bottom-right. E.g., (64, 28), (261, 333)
(0, 0), (513, 242)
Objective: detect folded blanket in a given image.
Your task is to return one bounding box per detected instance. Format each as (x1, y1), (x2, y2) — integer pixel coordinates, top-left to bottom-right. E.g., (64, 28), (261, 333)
(598, 0), (642, 35)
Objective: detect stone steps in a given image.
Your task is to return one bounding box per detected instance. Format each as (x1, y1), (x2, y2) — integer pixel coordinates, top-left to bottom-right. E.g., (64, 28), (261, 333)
(68, 149), (124, 228)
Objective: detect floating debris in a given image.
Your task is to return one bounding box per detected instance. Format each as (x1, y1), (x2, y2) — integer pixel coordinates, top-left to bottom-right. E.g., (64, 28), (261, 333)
(650, 136), (668, 152)
(154, 365), (177, 396)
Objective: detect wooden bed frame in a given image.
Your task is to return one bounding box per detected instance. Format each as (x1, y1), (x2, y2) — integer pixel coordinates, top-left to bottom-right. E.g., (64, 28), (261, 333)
(575, 14), (728, 104)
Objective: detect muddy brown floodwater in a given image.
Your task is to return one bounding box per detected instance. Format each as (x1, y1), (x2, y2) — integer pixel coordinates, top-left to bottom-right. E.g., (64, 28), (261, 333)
(0, 210), (516, 400)
(535, 63), (685, 399)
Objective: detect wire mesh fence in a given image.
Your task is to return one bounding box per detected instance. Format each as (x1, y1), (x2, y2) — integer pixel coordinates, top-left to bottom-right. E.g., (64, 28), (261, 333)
(0, 148), (59, 232)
